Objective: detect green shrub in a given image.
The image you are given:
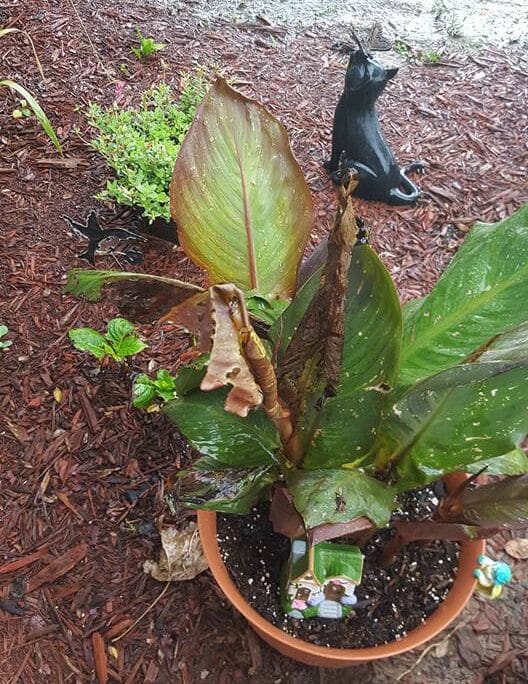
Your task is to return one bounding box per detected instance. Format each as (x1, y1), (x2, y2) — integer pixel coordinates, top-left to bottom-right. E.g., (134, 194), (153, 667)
(87, 75), (208, 222)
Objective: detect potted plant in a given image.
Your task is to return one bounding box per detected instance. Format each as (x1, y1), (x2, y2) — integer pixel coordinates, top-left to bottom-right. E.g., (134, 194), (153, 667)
(66, 78), (528, 667)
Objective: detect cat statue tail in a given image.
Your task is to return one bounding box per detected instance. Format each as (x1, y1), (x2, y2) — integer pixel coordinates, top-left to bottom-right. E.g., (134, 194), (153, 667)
(389, 162), (425, 205)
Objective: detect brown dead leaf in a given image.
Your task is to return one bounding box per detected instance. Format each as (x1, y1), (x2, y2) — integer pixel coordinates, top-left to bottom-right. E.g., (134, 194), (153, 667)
(308, 516), (374, 546)
(143, 522), (208, 582)
(504, 537), (528, 560)
(200, 285), (262, 417)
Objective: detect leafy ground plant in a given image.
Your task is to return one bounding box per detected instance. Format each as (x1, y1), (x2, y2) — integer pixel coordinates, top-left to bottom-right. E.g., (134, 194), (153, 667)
(87, 75), (208, 222)
(1, 27), (62, 154)
(0, 325), (12, 350)
(421, 50), (442, 65)
(131, 27), (166, 59)
(69, 318), (147, 363)
(67, 78), (528, 565)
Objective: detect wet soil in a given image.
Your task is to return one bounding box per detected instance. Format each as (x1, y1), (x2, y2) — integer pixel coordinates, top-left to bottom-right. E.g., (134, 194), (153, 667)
(217, 486), (459, 649)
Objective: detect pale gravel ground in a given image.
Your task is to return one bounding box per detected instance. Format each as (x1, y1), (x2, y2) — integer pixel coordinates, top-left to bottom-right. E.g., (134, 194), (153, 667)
(156, 0), (528, 49)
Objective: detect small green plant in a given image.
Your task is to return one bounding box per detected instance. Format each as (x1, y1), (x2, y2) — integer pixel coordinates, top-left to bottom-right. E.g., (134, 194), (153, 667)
(133, 369), (177, 408)
(12, 98), (32, 118)
(0, 325), (12, 350)
(1, 27), (62, 154)
(69, 318), (147, 363)
(87, 76), (208, 222)
(421, 50), (442, 65)
(393, 40), (411, 59)
(131, 27), (166, 60)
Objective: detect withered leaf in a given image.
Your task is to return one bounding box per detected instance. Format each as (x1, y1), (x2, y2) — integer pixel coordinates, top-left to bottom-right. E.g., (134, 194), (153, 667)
(201, 284), (262, 417)
(504, 537), (528, 560)
(143, 522), (208, 581)
(278, 174), (359, 449)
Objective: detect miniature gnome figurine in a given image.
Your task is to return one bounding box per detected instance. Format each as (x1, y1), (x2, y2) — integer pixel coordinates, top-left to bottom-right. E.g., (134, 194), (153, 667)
(473, 554), (512, 599)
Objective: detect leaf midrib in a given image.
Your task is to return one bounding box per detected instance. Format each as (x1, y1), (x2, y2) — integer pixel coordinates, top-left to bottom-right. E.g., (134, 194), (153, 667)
(233, 137), (259, 291)
(400, 261), (528, 370)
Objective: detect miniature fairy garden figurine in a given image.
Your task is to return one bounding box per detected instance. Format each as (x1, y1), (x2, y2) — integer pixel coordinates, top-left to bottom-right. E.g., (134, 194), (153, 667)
(474, 554), (512, 599)
(282, 539), (363, 619)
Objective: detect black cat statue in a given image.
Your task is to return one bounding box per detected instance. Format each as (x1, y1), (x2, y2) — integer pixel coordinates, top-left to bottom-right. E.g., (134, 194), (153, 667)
(325, 38), (424, 205)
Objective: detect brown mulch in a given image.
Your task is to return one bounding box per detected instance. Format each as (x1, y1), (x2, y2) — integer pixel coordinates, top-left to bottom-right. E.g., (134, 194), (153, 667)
(1, 0), (528, 682)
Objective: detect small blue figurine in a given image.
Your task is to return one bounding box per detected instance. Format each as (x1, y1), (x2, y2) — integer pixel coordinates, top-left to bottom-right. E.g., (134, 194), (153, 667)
(473, 554), (512, 599)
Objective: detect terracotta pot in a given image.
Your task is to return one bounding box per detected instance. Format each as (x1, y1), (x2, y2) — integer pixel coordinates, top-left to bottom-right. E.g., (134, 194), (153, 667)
(197, 473), (485, 667)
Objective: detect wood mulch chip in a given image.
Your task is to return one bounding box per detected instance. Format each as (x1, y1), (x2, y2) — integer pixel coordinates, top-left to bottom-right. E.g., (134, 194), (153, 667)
(1, 0), (527, 681)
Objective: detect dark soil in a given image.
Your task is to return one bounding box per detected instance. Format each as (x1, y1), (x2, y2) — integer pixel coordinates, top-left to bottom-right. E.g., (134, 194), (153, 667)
(217, 485), (459, 649)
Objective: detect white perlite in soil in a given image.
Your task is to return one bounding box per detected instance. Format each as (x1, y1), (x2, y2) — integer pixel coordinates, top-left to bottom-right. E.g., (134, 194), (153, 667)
(156, 0), (527, 50)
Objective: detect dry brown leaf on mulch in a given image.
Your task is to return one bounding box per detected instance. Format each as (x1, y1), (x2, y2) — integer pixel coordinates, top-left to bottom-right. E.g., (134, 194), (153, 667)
(143, 521), (208, 581)
(504, 538), (528, 560)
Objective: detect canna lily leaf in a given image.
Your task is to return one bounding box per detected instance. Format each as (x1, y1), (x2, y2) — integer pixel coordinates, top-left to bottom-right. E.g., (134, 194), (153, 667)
(269, 266), (322, 362)
(65, 268), (212, 345)
(163, 388), (279, 469)
(439, 474), (528, 529)
(276, 179), (401, 467)
(287, 468), (395, 530)
(178, 463), (278, 514)
(302, 245), (401, 467)
(399, 205), (528, 387)
(465, 447), (528, 475)
(200, 285), (263, 417)
(65, 269), (203, 312)
(244, 291), (288, 327)
(376, 325), (528, 487)
(170, 77), (313, 299)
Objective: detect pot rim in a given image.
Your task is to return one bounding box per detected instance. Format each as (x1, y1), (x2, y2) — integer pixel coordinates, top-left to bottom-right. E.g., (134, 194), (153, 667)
(197, 476), (485, 663)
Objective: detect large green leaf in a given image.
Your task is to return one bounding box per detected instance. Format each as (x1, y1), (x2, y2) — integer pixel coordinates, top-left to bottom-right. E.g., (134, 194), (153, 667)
(163, 389), (279, 469)
(377, 327), (528, 488)
(465, 448), (528, 475)
(287, 468), (395, 529)
(399, 205), (528, 387)
(302, 246), (402, 467)
(169, 77), (313, 299)
(65, 269), (203, 309)
(178, 463), (277, 514)
(269, 266), (322, 362)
